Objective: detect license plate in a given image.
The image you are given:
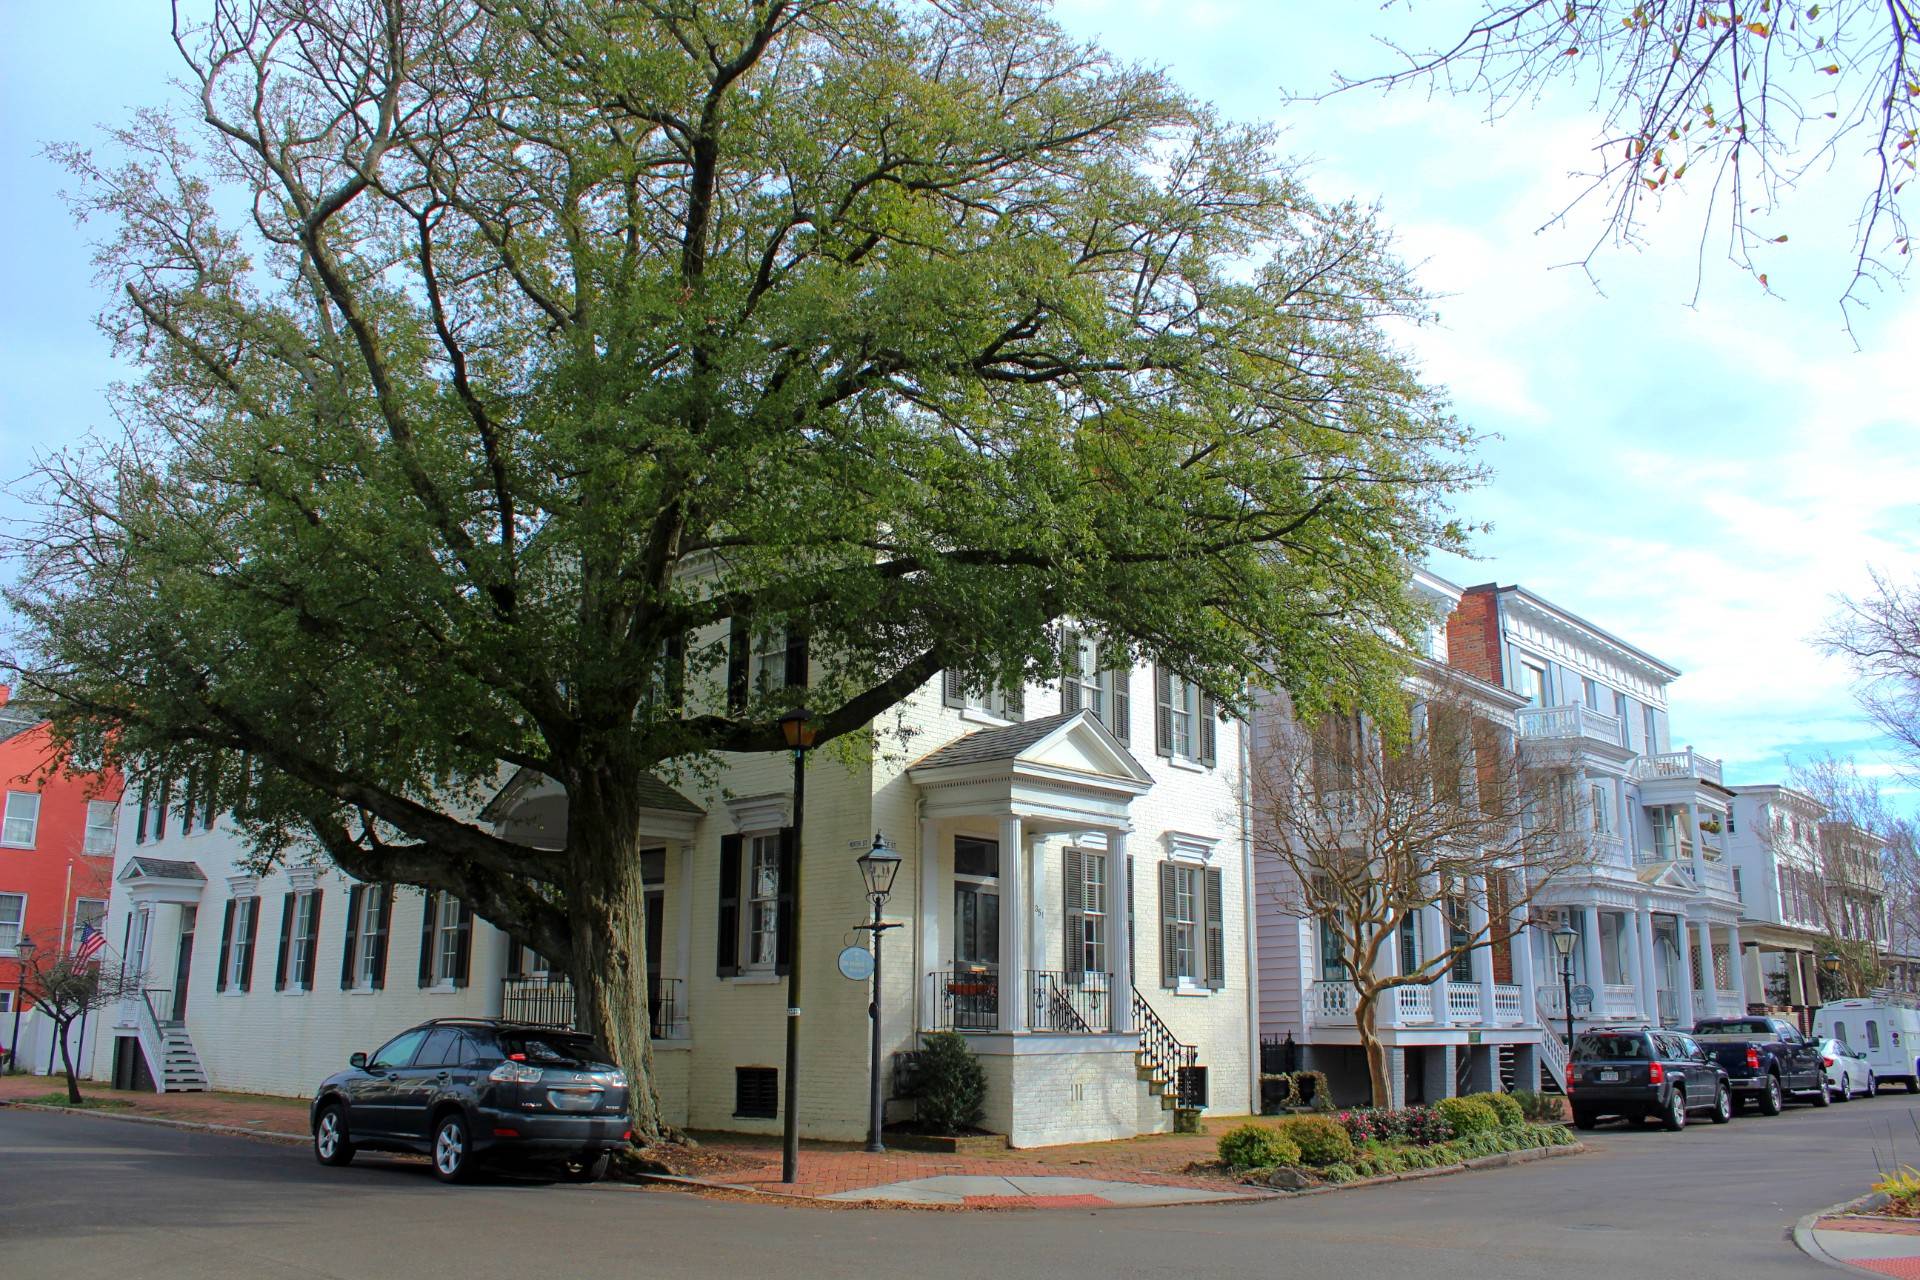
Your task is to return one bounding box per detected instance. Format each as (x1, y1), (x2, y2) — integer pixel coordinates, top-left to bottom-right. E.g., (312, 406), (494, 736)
(1597, 1069), (1619, 1082)
(545, 1087), (603, 1112)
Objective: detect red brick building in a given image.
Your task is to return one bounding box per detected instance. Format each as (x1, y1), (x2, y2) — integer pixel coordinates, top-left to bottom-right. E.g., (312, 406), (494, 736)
(0, 686), (123, 1024)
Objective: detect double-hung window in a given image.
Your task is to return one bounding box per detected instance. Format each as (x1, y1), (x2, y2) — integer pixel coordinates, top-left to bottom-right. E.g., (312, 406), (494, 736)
(751, 626), (789, 693)
(943, 669), (1025, 721)
(83, 801), (117, 855)
(0, 893), (24, 953)
(1170, 866), (1198, 979)
(1519, 660), (1547, 707)
(1153, 666), (1216, 765)
(70, 899), (107, 950)
(1062, 848), (1108, 980)
(355, 887), (386, 988)
(226, 897), (258, 990)
(747, 833), (782, 971)
(1060, 631), (1130, 741)
(2, 792), (41, 848)
(287, 892), (318, 990)
(1159, 859), (1226, 989)
(1590, 783), (1612, 835)
(433, 892), (464, 985)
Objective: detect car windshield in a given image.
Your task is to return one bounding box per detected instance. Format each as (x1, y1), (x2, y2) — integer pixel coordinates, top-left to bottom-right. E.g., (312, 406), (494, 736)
(1575, 1034), (1650, 1060)
(1696, 1019), (1774, 1036)
(495, 1031), (615, 1070)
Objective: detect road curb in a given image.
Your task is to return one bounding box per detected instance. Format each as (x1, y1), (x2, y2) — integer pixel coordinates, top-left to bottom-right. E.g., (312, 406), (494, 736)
(0, 1098), (307, 1145)
(1261, 1139), (1586, 1198)
(1793, 1191), (1897, 1276)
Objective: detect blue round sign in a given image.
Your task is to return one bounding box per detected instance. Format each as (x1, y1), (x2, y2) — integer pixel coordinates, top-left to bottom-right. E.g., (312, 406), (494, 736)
(837, 945), (875, 982)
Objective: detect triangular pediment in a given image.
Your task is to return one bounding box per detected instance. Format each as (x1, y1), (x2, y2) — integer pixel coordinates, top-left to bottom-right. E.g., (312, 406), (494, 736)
(1018, 712), (1154, 785)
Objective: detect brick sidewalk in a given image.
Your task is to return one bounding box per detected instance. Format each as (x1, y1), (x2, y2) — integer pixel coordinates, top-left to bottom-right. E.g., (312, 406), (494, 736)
(0, 1073), (311, 1135)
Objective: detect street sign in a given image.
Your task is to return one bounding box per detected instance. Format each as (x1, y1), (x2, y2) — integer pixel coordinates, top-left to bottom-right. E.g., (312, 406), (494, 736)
(837, 945), (874, 982)
(1571, 983), (1595, 1011)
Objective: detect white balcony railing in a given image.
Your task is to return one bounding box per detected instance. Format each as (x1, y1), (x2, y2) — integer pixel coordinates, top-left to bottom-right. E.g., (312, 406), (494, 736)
(1634, 749), (1724, 785)
(1518, 704), (1623, 747)
(1447, 986), (1482, 1022)
(1602, 984), (1640, 1018)
(1537, 983), (1566, 1019)
(1691, 859), (1735, 894)
(1697, 989), (1745, 1019)
(1493, 983), (1524, 1023)
(1313, 980), (1356, 1021)
(1396, 985), (1436, 1025)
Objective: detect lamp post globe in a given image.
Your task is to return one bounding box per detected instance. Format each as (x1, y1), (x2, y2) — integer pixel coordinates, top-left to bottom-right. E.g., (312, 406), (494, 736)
(857, 832), (902, 902)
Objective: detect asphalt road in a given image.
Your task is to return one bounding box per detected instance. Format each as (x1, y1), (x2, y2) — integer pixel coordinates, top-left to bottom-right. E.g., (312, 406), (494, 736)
(5, 1094), (1920, 1280)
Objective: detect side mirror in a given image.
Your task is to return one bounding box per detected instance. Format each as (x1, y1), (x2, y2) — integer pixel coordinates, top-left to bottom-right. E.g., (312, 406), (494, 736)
(349, 1052), (369, 1071)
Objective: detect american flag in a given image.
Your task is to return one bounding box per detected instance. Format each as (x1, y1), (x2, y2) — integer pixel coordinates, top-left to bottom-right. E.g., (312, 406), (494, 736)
(73, 921), (107, 965)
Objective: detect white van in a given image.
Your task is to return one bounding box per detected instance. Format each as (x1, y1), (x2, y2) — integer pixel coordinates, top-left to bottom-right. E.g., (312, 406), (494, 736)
(1815, 999), (1920, 1093)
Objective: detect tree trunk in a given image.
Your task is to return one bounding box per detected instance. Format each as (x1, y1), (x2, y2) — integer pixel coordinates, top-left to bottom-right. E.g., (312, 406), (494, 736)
(562, 767), (664, 1142)
(55, 1019), (82, 1105)
(1354, 991), (1391, 1108)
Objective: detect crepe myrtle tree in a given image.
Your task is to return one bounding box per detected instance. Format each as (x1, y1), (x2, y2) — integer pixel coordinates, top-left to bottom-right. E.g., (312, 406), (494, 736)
(1250, 670), (1586, 1106)
(15, 949), (143, 1105)
(6, 0), (1477, 1139)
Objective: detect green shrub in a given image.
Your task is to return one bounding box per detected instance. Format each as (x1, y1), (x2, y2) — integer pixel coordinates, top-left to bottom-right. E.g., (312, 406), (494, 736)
(1318, 1162), (1358, 1184)
(1217, 1123), (1301, 1171)
(1435, 1096), (1500, 1138)
(1275, 1114), (1355, 1167)
(1509, 1089), (1567, 1125)
(912, 1031), (987, 1135)
(1466, 1091), (1525, 1129)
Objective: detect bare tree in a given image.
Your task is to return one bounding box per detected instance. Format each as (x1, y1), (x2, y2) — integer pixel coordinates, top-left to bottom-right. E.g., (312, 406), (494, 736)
(1827, 571), (1920, 765)
(1250, 669), (1586, 1105)
(16, 948), (142, 1105)
(1774, 753), (1910, 998)
(1328, 1), (1920, 313)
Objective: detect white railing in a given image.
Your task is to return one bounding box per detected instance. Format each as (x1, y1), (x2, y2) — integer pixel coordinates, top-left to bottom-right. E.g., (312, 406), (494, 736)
(1592, 835), (1633, 869)
(1655, 988), (1679, 1026)
(1313, 980), (1356, 1021)
(1692, 860), (1735, 894)
(1538, 983), (1566, 1019)
(1518, 704), (1623, 747)
(1602, 984), (1639, 1018)
(1697, 989), (1745, 1018)
(1493, 984), (1524, 1023)
(1447, 986), (1482, 1022)
(1634, 749), (1724, 785)
(1538, 1026), (1570, 1090)
(1396, 985), (1436, 1025)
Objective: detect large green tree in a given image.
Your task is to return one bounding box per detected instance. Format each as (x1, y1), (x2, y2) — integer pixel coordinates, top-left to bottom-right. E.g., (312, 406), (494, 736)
(6, 0), (1473, 1136)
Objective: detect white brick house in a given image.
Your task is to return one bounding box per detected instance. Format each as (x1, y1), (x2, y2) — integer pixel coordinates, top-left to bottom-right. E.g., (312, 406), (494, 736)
(90, 654), (1254, 1148)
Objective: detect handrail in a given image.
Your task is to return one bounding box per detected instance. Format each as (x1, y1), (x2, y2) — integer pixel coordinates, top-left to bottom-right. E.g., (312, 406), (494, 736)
(140, 987), (174, 1028)
(1132, 987), (1198, 1105)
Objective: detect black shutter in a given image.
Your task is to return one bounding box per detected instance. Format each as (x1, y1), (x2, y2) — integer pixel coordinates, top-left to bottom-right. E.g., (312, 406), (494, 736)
(1060, 630), (1082, 714)
(216, 898), (236, 993)
(1154, 666), (1173, 757)
(784, 628), (809, 689)
(1063, 848), (1085, 981)
(340, 885), (364, 990)
(1126, 856), (1136, 986)
(301, 889), (324, 989)
(505, 933), (527, 980)
(419, 889), (438, 988)
(371, 886), (393, 990)
(135, 779), (149, 844)
(155, 778), (171, 840)
(274, 891), (296, 991)
(774, 825), (796, 976)
(664, 633), (687, 710)
(1158, 862), (1179, 988)
(239, 898), (261, 992)
(942, 668), (964, 709)
(453, 900), (474, 989)
(1204, 866), (1226, 990)
(181, 769), (198, 836)
(717, 834), (742, 977)
(1003, 678), (1024, 721)
(1110, 661), (1132, 744)
(1199, 694), (1218, 767)
(727, 617), (750, 712)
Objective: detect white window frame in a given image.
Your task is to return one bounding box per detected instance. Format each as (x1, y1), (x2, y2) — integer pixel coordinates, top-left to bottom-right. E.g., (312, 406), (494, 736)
(2, 791), (41, 849)
(1590, 782), (1612, 835)
(0, 989), (12, 1014)
(0, 892), (24, 955)
(745, 832), (781, 971)
(287, 890), (317, 991)
(1067, 635), (1112, 725)
(354, 886), (385, 989)
(1519, 660), (1547, 707)
(1170, 863), (1200, 983)
(432, 891), (463, 986)
(1077, 850), (1108, 979)
(1165, 677), (1199, 760)
(69, 898), (108, 950)
(226, 896), (258, 990)
(83, 800), (118, 855)
(960, 685), (1021, 720)
(751, 626), (788, 693)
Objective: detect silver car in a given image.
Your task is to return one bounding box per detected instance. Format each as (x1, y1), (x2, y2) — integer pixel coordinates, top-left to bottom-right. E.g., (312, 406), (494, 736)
(1819, 1037), (1877, 1100)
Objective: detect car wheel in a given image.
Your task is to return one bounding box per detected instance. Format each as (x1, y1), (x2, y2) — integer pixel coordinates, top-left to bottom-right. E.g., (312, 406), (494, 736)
(1662, 1089), (1688, 1132)
(1811, 1075), (1832, 1107)
(1867, 1073), (1877, 1098)
(563, 1152), (612, 1184)
(313, 1103), (355, 1167)
(1838, 1074), (1851, 1102)
(1759, 1074), (1785, 1116)
(1711, 1083), (1733, 1124)
(1573, 1109), (1598, 1131)
(432, 1113), (475, 1184)
(1907, 1076), (1918, 1095)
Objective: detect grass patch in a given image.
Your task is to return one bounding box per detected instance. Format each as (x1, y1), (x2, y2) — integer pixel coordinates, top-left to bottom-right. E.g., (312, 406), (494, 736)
(22, 1092), (134, 1111)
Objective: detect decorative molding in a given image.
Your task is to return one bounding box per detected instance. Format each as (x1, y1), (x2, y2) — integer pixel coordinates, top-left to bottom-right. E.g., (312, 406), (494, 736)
(726, 792), (791, 833)
(1163, 830), (1220, 863)
(286, 868), (319, 892)
(1501, 593), (1674, 707)
(226, 874), (260, 899)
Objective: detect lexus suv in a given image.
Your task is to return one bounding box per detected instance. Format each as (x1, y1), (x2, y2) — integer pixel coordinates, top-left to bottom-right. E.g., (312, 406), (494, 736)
(310, 1018), (633, 1183)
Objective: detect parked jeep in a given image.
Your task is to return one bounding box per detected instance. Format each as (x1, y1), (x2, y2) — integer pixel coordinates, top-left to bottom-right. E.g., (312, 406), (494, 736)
(1567, 1027), (1733, 1131)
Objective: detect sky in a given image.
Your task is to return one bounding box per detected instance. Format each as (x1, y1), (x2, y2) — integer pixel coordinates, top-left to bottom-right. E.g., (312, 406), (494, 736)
(1, 2), (1916, 799)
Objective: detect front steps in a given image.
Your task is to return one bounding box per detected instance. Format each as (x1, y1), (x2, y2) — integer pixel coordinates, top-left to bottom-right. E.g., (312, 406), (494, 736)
(155, 1023), (209, 1092)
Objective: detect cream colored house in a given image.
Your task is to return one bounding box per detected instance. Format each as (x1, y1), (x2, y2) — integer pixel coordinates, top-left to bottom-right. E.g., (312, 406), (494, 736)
(91, 656), (1255, 1148)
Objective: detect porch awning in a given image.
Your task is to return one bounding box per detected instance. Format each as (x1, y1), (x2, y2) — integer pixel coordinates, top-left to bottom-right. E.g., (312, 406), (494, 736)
(906, 709), (1152, 826)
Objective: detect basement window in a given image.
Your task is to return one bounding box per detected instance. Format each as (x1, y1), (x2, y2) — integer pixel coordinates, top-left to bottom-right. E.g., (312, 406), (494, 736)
(735, 1066), (778, 1120)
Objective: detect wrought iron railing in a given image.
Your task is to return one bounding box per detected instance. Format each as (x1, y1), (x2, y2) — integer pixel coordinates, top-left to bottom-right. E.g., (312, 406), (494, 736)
(926, 967), (999, 1031)
(498, 976), (684, 1039)
(1026, 970), (1112, 1033)
(1132, 987), (1198, 1106)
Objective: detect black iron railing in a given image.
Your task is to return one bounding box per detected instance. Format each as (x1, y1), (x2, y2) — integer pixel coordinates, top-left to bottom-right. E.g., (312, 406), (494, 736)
(1133, 987), (1197, 1103)
(927, 966), (1000, 1031)
(1026, 969), (1112, 1033)
(499, 976), (684, 1039)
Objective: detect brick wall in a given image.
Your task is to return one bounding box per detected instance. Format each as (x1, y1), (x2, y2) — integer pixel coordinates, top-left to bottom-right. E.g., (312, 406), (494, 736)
(1444, 586), (1504, 688)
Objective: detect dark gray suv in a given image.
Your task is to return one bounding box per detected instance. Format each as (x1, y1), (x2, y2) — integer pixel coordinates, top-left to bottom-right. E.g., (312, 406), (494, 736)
(1569, 1027), (1734, 1131)
(310, 1018), (633, 1183)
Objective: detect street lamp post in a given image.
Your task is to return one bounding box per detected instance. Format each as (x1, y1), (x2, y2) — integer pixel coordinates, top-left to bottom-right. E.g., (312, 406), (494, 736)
(1551, 925), (1579, 1076)
(7, 936), (36, 1076)
(778, 707), (816, 1185)
(855, 833), (902, 1154)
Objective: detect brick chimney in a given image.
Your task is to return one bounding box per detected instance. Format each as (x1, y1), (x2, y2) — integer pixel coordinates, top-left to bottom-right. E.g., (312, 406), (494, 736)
(1444, 586), (1504, 688)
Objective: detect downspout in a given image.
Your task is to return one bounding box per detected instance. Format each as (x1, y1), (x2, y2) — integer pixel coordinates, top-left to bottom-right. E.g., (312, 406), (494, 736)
(1240, 706), (1261, 1110)
(912, 793), (925, 1043)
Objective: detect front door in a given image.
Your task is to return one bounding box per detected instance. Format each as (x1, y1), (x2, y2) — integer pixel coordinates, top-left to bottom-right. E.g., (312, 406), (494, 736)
(171, 906), (196, 1022)
(642, 847), (665, 1035)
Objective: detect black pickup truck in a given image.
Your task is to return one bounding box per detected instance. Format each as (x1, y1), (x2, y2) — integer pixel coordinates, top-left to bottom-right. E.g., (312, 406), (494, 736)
(1692, 1016), (1830, 1114)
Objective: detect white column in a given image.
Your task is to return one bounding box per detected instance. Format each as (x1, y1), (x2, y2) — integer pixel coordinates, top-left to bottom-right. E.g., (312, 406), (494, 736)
(919, 817), (941, 1029)
(1727, 924), (1749, 1007)
(1684, 802), (1705, 882)
(1108, 829), (1134, 1033)
(1424, 899), (1452, 1026)
(1509, 902), (1537, 1023)
(1581, 906), (1605, 1017)
(1636, 906), (1659, 1023)
(1379, 916), (1402, 1028)
(1470, 877), (1495, 1025)
(998, 815), (1026, 1031)
(1674, 917), (1695, 1028)
(1696, 919), (1719, 1018)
